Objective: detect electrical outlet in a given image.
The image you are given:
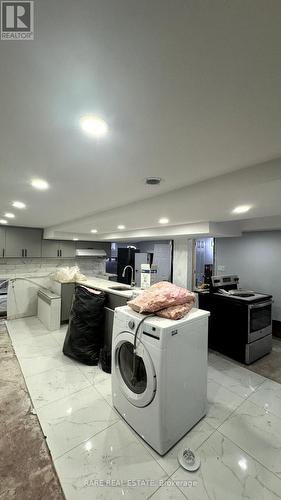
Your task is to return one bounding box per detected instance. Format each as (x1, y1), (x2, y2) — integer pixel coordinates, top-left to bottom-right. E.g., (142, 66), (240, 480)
(217, 265), (225, 272)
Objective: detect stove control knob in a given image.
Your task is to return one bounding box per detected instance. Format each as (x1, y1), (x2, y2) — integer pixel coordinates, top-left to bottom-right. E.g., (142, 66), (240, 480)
(128, 320), (135, 330)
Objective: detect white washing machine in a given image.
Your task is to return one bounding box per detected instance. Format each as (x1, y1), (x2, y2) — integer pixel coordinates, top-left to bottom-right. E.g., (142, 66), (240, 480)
(112, 305), (210, 455)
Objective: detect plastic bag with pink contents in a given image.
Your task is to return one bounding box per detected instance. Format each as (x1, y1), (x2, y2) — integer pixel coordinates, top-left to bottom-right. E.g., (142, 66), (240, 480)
(128, 281), (195, 314)
(156, 302), (194, 320)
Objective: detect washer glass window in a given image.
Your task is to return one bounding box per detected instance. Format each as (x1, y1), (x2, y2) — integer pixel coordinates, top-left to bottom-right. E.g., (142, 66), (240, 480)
(118, 341), (147, 394)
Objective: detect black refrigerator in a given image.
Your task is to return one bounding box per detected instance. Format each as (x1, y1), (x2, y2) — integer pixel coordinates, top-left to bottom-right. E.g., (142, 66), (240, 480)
(117, 248), (139, 284)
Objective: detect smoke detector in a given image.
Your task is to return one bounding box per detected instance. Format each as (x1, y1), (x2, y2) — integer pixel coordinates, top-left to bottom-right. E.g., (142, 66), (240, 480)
(145, 177), (162, 185)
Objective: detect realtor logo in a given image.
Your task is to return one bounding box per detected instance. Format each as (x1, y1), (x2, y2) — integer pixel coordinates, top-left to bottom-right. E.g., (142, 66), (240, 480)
(1, 1), (34, 40)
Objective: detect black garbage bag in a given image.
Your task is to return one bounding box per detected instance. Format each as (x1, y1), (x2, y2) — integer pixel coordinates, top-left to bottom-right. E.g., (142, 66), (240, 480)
(63, 285), (106, 365)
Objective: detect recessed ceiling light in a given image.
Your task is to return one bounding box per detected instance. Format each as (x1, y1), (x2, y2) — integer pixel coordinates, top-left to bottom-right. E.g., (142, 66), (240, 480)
(91, 229), (98, 234)
(145, 177), (162, 185)
(12, 201), (26, 209)
(0, 219), (7, 224)
(31, 178), (49, 190)
(232, 205), (252, 214)
(73, 238), (79, 241)
(117, 225), (125, 230)
(159, 217), (169, 224)
(5, 213), (15, 218)
(80, 115), (108, 138)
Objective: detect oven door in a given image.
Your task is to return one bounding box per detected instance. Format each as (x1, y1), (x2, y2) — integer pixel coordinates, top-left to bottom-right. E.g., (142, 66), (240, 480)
(248, 300), (272, 343)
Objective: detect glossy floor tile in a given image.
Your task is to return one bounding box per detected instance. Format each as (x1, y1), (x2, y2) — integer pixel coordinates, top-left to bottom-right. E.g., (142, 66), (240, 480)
(137, 419), (214, 476)
(219, 399), (281, 477)
(37, 385), (120, 459)
(25, 365), (91, 408)
(248, 378), (281, 418)
(172, 430), (281, 500)
(6, 317), (281, 499)
(208, 358), (265, 398)
(77, 364), (113, 405)
(18, 345), (74, 377)
(0, 321), (64, 500)
(148, 483), (187, 499)
(205, 380), (244, 429)
(54, 420), (168, 500)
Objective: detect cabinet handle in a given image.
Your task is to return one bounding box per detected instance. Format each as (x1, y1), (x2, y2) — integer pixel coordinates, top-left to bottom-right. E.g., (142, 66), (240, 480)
(25, 249), (27, 257)
(60, 249), (62, 257)
(57, 249), (59, 257)
(2, 248), (4, 258)
(22, 249), (24, 257)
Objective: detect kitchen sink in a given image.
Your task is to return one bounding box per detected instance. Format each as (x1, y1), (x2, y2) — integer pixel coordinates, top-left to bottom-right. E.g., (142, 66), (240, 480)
(109, 285), (132, 291)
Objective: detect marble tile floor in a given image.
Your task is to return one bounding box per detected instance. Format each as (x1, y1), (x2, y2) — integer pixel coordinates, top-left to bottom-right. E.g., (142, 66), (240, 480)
(5, 316), (281, 500)
(0, 320), (65, 500)
(247, 337), (281, 384)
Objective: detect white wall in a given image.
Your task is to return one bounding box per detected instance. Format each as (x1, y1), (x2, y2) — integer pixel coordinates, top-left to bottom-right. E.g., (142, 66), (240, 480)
(216, 231), (281, 321)
(172, 239), (193, 290)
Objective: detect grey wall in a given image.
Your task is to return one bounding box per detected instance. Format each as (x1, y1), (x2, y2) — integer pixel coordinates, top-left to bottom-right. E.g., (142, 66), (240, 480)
(216, 231), (281, 321)
(172, 239), (193, 290)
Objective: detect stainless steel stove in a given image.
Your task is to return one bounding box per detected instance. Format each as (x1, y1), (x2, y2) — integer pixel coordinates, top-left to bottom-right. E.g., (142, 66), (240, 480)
(198, 275), (273, 364)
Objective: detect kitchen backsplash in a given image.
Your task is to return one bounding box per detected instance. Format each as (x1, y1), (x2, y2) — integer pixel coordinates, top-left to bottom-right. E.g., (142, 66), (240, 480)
(0, 257), (106, 277)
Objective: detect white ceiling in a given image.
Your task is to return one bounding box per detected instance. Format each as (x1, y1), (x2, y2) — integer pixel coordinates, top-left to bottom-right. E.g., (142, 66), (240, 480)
(0, 0), (281, 238)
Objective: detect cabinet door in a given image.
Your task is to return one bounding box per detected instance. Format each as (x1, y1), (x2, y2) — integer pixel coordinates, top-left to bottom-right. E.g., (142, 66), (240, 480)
(0, 228), (5, 258)
(61, 283), (75, 321)
(60, 241), (76, 258)
(5, 227), (42, 258)
(42, 240), (61, 258)
(24, 228), (42, 257)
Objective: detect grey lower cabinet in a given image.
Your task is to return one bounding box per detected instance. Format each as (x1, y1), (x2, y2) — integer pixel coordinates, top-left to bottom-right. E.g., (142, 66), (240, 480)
(5, 227), (42, 258)
(61, 282), (76, 322)
(0, 228), (5, 258)
(42, 240), (76, 258)
(103, 293), (128, 350)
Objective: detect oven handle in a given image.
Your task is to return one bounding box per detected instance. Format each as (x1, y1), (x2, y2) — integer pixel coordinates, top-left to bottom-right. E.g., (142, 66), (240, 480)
(249, 300), (273, 310)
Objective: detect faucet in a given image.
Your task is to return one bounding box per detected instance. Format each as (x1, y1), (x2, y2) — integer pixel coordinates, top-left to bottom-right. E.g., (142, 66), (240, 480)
(122, 265), (135, 287)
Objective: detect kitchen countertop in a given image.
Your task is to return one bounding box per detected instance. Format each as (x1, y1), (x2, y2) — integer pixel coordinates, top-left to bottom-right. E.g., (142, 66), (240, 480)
(63, 276), (143, 299)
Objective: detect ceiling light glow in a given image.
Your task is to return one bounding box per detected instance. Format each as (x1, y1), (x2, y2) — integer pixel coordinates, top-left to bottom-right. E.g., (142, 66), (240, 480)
(73, 238), (79, 241)
(117, 225), (125, 230)
(5, 213), (15, 218)
(31, 178), (49, 190)
(12, 201), (26, 209)
(232, 205), (252, 214)
(91, 229), (98, 234)
(0, 219), (7, 224)
(238, 458), (248, 471)
(80, 115), (108, 138)
(159, 217), (169, 224)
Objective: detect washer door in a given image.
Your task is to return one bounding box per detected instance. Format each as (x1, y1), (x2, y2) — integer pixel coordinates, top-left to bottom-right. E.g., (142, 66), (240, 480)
(114, 332), (156, 407)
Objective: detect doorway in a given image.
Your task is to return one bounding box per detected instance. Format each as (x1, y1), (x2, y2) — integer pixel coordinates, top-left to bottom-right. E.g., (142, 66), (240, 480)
(193, 238), (214, 289)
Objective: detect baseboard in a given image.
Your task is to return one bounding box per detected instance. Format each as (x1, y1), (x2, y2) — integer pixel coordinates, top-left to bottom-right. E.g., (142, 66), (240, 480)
(273, 320), (281, 339)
